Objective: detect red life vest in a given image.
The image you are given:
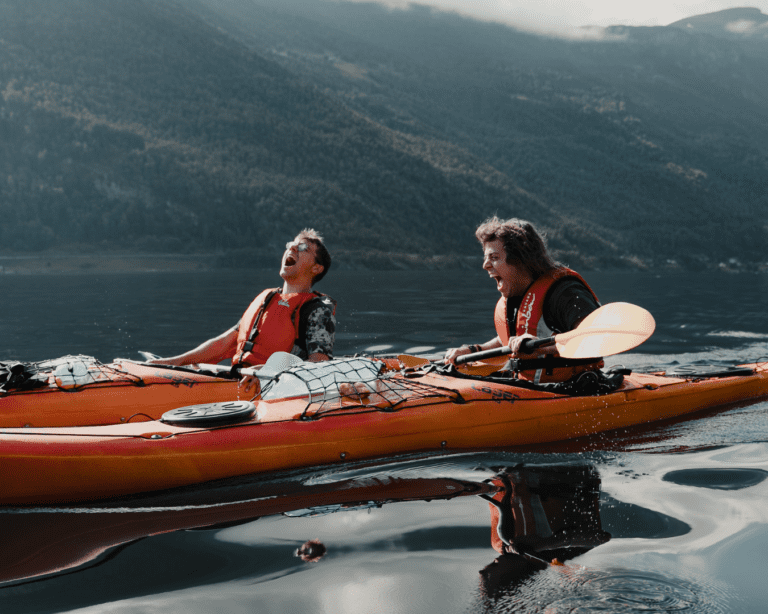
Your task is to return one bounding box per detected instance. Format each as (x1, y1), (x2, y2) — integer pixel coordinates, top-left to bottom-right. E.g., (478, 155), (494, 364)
(493, 268), (603, 384)
(233, 288), (327, 367)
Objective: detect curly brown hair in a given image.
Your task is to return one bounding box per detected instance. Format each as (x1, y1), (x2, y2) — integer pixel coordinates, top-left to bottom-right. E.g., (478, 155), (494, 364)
(475, 217), (559, 278)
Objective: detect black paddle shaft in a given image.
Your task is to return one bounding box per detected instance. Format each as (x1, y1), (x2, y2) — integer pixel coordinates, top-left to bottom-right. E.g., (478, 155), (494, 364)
(454, 337), (555, 365)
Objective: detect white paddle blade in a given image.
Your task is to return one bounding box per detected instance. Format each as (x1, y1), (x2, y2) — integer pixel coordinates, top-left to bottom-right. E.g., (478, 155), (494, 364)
(555, 302), (656, 359)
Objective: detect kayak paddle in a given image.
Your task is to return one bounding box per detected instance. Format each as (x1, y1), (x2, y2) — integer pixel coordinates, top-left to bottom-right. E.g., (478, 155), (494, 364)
(455, 302), (655, 365)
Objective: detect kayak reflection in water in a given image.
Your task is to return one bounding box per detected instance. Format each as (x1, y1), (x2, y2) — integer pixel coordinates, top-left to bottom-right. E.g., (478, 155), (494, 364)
(147, 229), (336, 394)
(478, 465), (611, 600)
(444, 217), (603, 385)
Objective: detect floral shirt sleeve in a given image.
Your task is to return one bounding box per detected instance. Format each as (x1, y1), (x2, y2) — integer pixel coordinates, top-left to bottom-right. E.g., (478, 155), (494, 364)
(293, 296), (336, 359)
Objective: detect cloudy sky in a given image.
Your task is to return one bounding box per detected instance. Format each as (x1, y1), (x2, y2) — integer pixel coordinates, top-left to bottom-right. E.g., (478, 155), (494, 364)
(343, 0), (768, 33)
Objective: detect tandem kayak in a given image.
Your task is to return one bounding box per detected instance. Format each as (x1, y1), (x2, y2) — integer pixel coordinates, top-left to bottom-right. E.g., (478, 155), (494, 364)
(0, 301), (654, 429)
(2, 356), (767, 505)
(0, 355), (246, 428)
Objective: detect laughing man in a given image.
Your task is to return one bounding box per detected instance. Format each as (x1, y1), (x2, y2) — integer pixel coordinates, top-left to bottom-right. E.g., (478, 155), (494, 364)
(444, 217), (601, 384)
(148, 229), (335, 379)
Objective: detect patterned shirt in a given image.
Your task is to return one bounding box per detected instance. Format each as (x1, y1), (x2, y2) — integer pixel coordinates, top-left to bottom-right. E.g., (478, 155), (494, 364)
(294, 296), (336, 359)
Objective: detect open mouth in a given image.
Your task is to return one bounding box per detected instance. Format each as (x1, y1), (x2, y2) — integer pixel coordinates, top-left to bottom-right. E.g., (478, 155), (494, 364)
(284, 255), (297, 267)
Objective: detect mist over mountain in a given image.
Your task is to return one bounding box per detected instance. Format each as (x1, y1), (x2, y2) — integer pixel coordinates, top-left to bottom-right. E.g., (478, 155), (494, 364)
(670, 6), (768, 40)
(1, 0), (766, 270)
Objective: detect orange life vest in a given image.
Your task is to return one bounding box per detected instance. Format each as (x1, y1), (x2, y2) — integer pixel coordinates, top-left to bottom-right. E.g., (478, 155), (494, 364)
(233, 288), (328, 367)
(493, 268), (603, 384)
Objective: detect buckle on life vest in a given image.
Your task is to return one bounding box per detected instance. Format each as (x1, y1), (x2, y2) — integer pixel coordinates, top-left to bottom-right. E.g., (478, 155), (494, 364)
(506, 358), (544, 374)
(544, 354), (555, 376)
(243, 341), (254, 352)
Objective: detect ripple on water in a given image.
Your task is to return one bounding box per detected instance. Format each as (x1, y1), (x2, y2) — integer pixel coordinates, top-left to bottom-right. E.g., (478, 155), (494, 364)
(476, 567), (734, 614)
(542, 569), (731, 614)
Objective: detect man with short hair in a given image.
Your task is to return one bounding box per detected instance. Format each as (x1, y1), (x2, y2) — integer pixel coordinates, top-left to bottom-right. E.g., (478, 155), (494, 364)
(445, 217), (601, 384)
(149, 229), (335, 380)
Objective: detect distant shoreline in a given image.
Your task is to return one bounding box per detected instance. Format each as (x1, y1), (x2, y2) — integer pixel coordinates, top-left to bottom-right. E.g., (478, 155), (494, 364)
(0, 253), (217, 275)
(0, 252), (764, 275)
(0, 251), (484, 275)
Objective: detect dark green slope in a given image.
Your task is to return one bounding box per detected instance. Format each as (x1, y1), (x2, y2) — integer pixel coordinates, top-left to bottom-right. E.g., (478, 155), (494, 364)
(195, 0), (768, 268)
(3, 0), (578, 265)
(1, 0), (766, 269)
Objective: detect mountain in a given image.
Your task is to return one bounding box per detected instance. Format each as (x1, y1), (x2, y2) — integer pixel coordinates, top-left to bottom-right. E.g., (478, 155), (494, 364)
(194, 0), (768, 268)
(0, 0), (545, 265)
(1, 0), (766, 270)
(669, 7), (768, 40)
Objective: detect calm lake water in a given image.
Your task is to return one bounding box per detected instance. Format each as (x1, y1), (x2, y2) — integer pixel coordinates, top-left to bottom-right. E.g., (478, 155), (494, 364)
(1, 268), (768, 613)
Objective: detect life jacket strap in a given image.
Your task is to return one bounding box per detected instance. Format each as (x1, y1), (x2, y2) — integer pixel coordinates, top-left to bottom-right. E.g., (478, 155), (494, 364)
(247, 289), (281, 344)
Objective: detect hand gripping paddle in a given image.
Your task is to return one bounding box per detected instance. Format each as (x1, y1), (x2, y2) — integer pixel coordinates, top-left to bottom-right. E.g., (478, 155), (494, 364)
(455, 302), (656, 365)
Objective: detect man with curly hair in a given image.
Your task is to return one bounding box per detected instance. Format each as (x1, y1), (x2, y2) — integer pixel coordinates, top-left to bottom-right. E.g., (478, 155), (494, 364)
(444, 217), (601, 384)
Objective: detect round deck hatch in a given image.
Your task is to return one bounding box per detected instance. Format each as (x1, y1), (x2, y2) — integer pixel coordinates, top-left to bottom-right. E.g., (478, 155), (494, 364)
(161, 401), (256, 427)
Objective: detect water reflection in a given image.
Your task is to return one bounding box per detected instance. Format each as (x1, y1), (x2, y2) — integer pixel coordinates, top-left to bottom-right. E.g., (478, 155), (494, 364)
(599, 494), (691, 539)
(0, 473), (494, 587)
(662, 468), (768, 491)
(2, 452), (753, 613)
(0, 462), (627, 606)
(545, 570), (712, 613)
(478, 465), (611, 602)
(473, 464), (735, 613)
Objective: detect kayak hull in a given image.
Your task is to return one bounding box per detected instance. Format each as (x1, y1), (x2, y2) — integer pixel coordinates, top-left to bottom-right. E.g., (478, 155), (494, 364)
(2, 362), (767, 505)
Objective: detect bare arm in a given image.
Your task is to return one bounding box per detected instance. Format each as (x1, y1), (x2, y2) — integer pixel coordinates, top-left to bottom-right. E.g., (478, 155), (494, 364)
(148, 327), (239, 367)
(307, 352), (330, 362)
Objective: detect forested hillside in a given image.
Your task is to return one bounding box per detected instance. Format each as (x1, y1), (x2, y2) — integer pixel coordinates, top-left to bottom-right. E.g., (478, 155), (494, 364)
(1, 0), (766, 270)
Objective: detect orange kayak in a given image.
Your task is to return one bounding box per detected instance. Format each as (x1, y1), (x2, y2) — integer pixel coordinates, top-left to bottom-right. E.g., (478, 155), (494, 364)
(0, 355), (241, 427)
(1, 358), (767, 505)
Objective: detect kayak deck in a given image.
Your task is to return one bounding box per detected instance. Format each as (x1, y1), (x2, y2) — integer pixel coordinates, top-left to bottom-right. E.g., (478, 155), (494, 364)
(0, 356), (240, 427)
